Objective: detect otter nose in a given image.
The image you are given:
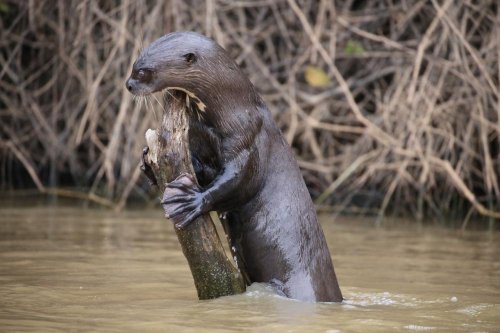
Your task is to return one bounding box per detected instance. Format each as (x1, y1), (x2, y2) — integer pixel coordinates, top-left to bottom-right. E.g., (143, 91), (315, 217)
(125, 79), (133, 92)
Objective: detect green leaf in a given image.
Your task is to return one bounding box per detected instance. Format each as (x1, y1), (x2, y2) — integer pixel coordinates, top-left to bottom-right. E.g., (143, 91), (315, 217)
(345, 40), (364, 56)
(0, 1), (9, 13)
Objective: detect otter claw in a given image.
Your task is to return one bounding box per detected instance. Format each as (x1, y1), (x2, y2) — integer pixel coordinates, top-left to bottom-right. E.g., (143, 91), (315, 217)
(174, 214), (198, 229)
(162, 174), (207, 228)
(164, 202), (203, 229)
(161, 194), (195, 205)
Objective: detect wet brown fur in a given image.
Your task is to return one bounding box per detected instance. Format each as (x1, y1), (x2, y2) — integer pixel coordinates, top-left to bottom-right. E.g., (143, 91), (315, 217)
(126, 32), (342, 302)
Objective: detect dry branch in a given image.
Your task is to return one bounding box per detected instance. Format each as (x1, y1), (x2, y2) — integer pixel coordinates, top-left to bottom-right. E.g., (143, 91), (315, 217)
(1, 0), (499, 224)
(144, 92), (246, 299)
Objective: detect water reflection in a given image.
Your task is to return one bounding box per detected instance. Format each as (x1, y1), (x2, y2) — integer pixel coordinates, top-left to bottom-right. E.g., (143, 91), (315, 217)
(0, 205), (499, 332)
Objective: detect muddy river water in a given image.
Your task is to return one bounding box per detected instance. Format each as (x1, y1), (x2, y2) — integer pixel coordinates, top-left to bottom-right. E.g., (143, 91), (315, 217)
(0, 203), (499, 332)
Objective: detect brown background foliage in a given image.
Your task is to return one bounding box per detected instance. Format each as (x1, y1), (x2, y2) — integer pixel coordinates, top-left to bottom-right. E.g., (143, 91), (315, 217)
(0, 0), (498, 224)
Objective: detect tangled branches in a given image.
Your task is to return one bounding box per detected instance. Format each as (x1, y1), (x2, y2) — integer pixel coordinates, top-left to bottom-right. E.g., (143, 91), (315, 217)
(0, 0), (498, 223)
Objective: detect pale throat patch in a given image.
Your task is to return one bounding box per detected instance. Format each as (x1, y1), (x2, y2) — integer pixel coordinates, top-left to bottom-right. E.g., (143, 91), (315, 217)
(165, 87), (207, 112)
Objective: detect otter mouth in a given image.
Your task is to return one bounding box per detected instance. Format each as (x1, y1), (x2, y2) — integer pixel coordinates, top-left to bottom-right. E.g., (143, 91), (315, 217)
(163, 87), (206, 112)
(127, 77), (206, 113)
(128, 80), (207, 115)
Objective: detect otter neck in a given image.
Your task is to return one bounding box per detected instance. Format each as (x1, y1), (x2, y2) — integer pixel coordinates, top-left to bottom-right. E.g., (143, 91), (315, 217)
(187, 80), (260, 127)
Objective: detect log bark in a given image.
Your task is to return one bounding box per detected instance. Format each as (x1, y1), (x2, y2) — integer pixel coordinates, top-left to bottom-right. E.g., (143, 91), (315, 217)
(144, 92), (246, 299)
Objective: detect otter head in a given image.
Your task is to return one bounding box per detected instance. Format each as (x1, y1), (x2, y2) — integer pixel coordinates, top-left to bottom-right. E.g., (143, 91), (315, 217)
(126, 31), (248, 111)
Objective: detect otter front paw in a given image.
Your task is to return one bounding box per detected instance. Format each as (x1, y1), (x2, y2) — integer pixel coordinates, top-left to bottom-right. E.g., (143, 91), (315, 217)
(161, 174), (208, 229)
(140, 147), (158, 186)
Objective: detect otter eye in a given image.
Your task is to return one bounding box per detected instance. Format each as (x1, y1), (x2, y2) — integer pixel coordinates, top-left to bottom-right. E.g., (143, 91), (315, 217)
(133, 69), (152, 82)
(183, 53), (196, 64)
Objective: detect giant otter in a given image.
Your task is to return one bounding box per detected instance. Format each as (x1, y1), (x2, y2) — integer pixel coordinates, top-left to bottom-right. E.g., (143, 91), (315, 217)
(126, 31), (342, 302)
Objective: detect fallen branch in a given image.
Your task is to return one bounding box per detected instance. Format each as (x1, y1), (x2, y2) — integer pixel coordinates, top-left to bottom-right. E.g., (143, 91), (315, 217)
(144, 92), (246, 299)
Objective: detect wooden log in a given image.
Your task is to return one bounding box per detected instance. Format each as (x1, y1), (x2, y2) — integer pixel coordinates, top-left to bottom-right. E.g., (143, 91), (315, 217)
(144, 91), (246, 299)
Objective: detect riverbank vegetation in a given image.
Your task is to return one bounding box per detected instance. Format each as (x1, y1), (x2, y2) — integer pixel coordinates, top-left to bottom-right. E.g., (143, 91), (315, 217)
(1, 0), (498, 225)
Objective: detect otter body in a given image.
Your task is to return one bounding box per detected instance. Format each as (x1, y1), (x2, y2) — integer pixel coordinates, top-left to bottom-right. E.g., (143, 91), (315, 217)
(126, 32), (342, 302)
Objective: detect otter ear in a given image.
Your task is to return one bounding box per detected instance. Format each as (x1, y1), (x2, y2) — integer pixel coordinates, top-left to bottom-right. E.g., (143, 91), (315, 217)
(183, 53), (196, 64)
